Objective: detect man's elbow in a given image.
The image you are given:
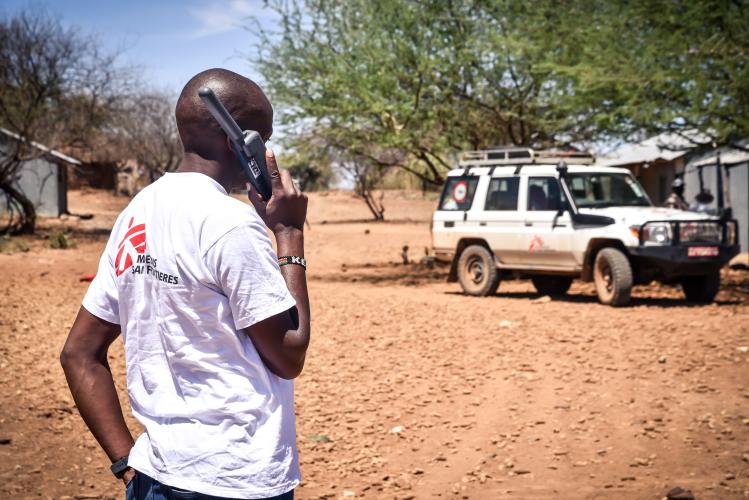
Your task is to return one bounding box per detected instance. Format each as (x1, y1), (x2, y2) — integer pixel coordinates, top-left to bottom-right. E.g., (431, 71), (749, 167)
(59, 343), (77, 373)
(59, 342), (90, 374)
(271, 358), (305, 380)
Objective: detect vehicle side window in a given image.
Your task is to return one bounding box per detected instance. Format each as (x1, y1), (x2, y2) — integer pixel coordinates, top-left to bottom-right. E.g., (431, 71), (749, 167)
(527, 177), (562, 211)
(484, 177), (520, 211)
(438, 177), (479, 211)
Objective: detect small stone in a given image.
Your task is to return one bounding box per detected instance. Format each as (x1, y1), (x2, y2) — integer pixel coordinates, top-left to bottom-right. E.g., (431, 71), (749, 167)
(499, 320), (513, 328)
(725, 472), (735, 480)
(343, 490), (356, 498)
(532, 296), (551, 304)
(736, 346), (748, 353)
(412, 468), (424, 475)
(658, 355), (667, 364)
(514, 469), (531, 475)
(390, 426), (403, 434)
(666, 486), (695, 500)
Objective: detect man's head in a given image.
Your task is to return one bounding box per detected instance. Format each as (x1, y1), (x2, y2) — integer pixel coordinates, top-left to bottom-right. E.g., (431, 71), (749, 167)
(671, 177), (684, 197)
(175, 68), (273, 187)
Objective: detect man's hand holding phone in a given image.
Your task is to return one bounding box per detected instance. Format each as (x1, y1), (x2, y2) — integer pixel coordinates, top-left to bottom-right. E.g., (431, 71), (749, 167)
(247, 149), (308, 237)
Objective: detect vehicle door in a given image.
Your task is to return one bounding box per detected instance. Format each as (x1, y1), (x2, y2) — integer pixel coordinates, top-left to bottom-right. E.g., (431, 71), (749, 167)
(469, 176), (526, 265)
(520, 176), (577, 269)
(432, 176), (482, 252)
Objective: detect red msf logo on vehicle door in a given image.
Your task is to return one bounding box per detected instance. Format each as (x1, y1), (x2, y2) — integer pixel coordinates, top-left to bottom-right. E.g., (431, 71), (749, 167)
(114, 217), (146, 277)
(452, 181), (468, 203)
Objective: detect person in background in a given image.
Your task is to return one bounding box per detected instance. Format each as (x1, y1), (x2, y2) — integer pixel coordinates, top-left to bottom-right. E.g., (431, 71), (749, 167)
(664, 178), (689, 210)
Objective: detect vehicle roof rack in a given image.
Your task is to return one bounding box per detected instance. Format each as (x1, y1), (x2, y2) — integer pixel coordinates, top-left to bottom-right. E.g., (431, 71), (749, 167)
(457, 147), (595, 168)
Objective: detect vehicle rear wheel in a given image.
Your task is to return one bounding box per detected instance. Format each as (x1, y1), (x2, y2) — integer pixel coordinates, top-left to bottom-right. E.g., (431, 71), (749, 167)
(593, 248), (633, 306)
(681, 270), (720, 303)
(457, 245), (500, 296)
(531, 276), (573, 297)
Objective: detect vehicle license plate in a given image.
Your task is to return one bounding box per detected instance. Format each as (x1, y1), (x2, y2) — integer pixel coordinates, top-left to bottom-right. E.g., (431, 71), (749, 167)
(688, 246), (719, 258)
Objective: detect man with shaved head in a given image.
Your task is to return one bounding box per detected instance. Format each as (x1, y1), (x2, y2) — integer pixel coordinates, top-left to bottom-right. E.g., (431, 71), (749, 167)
(61, 68), (309, 499)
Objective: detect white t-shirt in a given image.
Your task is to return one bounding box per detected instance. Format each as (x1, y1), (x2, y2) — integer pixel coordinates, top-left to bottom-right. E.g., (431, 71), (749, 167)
(82, 172), (299, 498)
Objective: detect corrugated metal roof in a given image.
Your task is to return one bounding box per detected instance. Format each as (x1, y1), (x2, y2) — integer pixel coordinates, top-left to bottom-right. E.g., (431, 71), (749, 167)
(0, 127), (82, 166)
(691, 150), (749, 168)
(597, 132), (709, 167)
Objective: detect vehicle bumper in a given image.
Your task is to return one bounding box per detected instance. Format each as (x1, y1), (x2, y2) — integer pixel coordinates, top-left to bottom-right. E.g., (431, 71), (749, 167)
(629, 244), (740, 276)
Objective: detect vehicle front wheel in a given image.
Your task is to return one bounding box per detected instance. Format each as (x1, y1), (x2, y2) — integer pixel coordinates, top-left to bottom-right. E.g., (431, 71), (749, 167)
(457, 245), (500, 296)
(681, 270), (720, 303)
(593, 248), (633, 306)
(531, 276), (573, 297)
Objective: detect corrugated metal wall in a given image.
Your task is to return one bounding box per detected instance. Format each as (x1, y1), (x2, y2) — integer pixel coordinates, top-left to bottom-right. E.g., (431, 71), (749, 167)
(0, 156), (65, 217)
(683, 159), (748, 253)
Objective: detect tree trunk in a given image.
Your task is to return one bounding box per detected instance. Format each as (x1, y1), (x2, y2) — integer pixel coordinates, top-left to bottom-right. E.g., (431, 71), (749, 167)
(360, 188), (385, 221)
(0, 181), (37, 234)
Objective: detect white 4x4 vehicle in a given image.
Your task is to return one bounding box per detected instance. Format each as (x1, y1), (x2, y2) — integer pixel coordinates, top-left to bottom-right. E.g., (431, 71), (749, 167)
(431, 148), (740, 306)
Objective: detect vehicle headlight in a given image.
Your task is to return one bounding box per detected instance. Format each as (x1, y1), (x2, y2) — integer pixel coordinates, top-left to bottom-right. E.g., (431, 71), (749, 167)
(680, 222), (721, 243)
(637, 222), (672, 245)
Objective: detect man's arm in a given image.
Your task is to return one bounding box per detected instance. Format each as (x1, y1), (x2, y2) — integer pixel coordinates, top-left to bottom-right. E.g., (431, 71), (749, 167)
(60, 307), (135, 483)
(245, 149), (310, 379)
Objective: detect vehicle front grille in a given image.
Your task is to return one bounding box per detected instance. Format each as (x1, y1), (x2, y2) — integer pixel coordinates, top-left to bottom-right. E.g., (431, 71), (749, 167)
(679, 222), (721, 244)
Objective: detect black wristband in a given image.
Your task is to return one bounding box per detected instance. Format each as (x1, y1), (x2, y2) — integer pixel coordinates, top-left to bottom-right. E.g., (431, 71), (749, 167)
(278, 255), (307, 269)
(110, 456), (130, 478)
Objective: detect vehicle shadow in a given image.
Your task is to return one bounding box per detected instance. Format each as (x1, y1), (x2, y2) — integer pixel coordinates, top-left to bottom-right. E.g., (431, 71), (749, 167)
(443, 290), (744, 308)
(314, 261), (449, 286)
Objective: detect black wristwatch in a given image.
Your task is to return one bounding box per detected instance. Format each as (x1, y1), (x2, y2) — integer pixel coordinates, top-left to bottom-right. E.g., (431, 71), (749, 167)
(110, 456), (130, 479)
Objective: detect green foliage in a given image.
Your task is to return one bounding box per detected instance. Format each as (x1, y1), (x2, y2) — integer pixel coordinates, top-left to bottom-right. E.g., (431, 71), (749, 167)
(0, 235), (30, 254)
(557, 1), (749, 148)
(278, 145), (335, 191)
(253, 0), (749, 192)
(47, 230), (76, 249)
(254, 0), (592, 186)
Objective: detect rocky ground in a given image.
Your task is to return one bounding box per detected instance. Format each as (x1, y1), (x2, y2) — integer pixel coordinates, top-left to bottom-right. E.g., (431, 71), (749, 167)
(0, 189), (748, 499)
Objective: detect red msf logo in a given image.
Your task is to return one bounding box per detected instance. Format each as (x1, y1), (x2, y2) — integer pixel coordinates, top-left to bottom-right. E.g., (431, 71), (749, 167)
(114, 217), (146, 277)
(529, 235), (544, 252)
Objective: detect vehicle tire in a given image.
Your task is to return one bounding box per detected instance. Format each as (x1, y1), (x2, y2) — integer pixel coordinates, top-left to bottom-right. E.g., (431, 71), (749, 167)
(593, 248), (633, 306)
(681, 270), (721, 303)
(457, 245), (500, 296)
(531, 276), (573, 297)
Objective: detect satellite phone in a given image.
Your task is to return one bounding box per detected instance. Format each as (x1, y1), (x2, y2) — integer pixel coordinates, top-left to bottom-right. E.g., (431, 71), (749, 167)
(197, 87), (272, 200)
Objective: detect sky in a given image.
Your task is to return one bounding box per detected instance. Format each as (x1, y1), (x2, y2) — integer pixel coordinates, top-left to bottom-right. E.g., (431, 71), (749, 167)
(1, 0), (278, 93)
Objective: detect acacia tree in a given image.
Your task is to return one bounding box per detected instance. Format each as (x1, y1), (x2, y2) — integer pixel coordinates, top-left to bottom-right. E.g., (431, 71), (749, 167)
(252, 0), (591, 189)
(0, 9), (127, 233)
(253, 0), (748, 204)
(556, 0), (749, 150)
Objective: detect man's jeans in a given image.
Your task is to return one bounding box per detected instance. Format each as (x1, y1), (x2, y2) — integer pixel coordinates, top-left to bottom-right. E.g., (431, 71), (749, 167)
(125, 470), (294, 500)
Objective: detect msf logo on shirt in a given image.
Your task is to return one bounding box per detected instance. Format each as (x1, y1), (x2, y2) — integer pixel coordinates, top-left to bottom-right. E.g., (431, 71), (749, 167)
(115, 217), (147, 277)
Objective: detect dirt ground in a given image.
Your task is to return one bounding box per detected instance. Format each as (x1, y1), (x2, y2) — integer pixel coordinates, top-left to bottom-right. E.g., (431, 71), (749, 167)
(1, 188), (748, 500)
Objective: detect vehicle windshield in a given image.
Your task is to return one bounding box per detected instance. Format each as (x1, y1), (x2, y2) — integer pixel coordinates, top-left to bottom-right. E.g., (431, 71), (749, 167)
(566, 173), (651, 208)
